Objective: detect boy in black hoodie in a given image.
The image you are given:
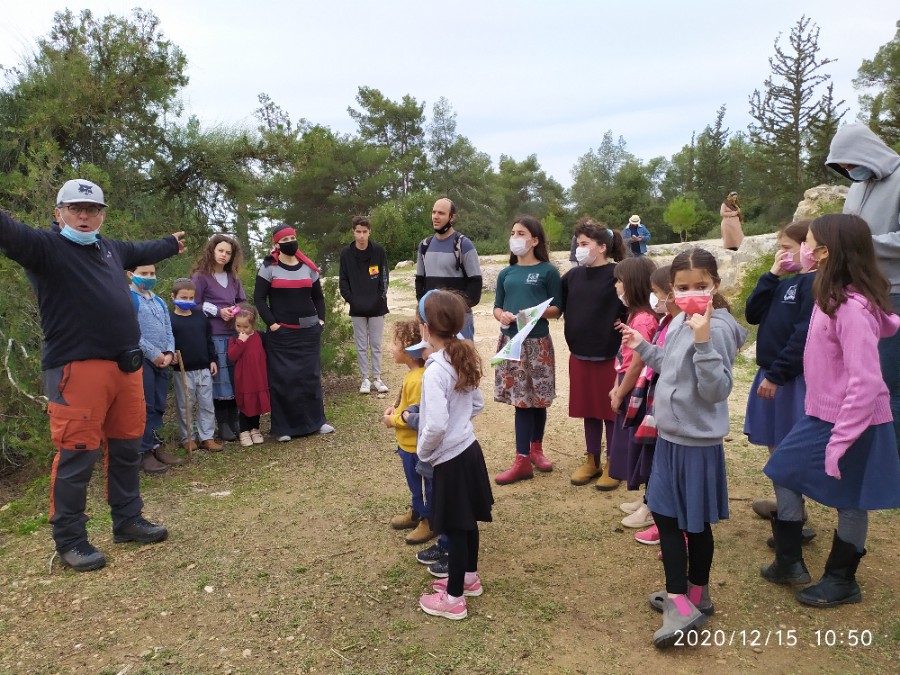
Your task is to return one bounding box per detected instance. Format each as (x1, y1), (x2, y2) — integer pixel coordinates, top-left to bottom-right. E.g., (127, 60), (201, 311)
(339, 216), (390, 394)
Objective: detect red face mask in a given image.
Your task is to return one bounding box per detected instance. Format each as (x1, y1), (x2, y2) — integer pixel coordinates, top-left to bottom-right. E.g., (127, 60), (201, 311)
(673, 290), (712, 315)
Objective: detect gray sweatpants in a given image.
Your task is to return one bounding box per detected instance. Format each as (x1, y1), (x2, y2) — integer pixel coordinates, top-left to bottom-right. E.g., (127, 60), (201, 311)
(172, 368), (216, 443)
(352, 316), (385, 380)
(774, 483), (868, 553)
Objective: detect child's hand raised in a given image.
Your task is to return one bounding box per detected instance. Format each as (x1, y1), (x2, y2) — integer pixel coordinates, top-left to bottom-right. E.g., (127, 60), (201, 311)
(237, 331), (250, 342)
(616, 320), (645, 349)
(685, 298), (713, 343)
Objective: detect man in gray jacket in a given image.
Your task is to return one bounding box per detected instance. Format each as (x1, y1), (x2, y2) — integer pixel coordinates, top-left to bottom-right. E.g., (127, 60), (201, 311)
(827, 124), (900, 452)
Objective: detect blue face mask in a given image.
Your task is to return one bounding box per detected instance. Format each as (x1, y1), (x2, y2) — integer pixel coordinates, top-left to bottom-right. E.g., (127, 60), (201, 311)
(59, 224), (100, 245)
(173, 300), (197, 311)
(131, 275), (157, 291)
(848, 166), (875, 181)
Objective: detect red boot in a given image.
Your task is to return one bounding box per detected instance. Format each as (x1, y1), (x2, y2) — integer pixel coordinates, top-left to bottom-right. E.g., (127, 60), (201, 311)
(495, 453), (534, 485)
(529, 441), (553, 472)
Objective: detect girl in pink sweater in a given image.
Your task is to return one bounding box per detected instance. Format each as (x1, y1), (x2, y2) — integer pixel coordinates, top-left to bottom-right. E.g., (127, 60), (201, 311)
(762, 214), (900, 608)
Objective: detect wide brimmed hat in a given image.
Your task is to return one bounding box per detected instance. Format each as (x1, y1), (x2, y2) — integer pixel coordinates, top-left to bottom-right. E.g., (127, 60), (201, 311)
(628, 214), (641, 225)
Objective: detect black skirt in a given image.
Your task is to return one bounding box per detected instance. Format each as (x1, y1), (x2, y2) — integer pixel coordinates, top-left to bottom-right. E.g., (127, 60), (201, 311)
(430, 440), (494, 533)
(266, 323), (326, 437)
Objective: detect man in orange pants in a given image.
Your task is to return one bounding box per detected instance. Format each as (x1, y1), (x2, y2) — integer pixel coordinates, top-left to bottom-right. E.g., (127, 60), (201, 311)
(0, 179), (186, 571)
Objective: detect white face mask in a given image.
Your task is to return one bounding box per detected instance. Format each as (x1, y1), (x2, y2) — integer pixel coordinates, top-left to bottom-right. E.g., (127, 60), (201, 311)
(574, 246), (596, 266)
(648, 292), (659, 310)
(653, 293), (668, 314)
(509, 237), (530, 257)
(617, 293), (628, 307)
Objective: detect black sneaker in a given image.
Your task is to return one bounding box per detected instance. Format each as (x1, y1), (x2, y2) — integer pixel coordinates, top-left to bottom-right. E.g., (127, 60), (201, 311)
(113, 517), (169, 544)
(416, 542), (447, 565)
(59, 541), (107, 572)
(428, 554), (449, 578)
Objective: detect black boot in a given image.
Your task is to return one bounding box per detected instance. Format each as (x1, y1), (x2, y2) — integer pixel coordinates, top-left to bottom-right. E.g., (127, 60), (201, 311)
(760, 514), (811, 585)
(227, 402), (241, 439)
(215, 403), (236, 441)
(795, 531), (864, 607)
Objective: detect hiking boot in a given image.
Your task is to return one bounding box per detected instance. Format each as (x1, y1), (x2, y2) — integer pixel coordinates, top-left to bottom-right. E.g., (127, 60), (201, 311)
(59, 541), (106, 572)
(760, 516), (811, 585)
(622, 503), (654, 528)
(649, 583), (715, 616)
(391, 508), (420, 530)
(795, 531), (865, 607)
(416, 542), (447, 565)
(359, 378), (371, 394)
(428, 556), (450, 578)
(239, 431), (253, 447)
(200, 439), (223, 452)
(181, 439), (198, 452)
(635, 523), (661, 545)
(250, 429), (264, 444)
(432, 572), (483, 597)
(154, 446), (186, 466)
(406, 518), (437, 545)
(570, 453), (602, 485)
(494, 453), (533, 485)
(141, 452), (169, 474)
(594, 462), (620, 491)
(652, 595), (707, 649)
(113, 516), (168, 544)
(373, 378), (389, 394)
(620, 498), (644, 514)
(419, 590), (467, 620)
(529, 442), (553, 472)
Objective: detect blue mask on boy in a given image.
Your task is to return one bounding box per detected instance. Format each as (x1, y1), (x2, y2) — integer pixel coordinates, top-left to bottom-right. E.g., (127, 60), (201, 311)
(131, 276), (157, 291)
(848, 166), (875, 181)
(173, 300), (197, 311)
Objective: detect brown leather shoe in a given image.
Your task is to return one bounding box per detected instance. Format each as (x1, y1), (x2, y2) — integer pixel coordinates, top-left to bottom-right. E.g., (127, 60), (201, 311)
(181, 439), (198, 452)
(390, 508), (420, 530)
(570, 453), (602, 485)
(200, 439), (224, 452)
(141, 452), (169, 474)
(154, 446), (186, 466)
(594, 462), (621, 491)
(405, 517), (437, 545)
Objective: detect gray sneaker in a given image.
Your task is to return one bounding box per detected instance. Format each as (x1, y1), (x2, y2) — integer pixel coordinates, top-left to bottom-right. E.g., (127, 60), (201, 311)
(653, 596), (708, 649)
(649, 583), (715, 616)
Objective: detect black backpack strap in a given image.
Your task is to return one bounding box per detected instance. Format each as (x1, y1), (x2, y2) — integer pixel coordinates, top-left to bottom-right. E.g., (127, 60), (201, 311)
(454, 233), (467, 277)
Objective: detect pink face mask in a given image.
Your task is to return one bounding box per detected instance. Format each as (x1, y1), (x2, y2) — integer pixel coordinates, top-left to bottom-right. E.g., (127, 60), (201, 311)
(799, 242), (818, 272)
(779, 252), (802, 273)
(673, 290), (712, 315)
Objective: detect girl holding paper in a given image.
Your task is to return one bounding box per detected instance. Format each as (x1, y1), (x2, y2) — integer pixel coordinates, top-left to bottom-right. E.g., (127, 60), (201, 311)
(493, 216), (562, 485)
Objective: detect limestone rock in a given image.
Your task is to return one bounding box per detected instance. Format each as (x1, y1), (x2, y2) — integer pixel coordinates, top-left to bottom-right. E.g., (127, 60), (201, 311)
(394, 260), (414, 269)
(793, 184), (848, 221)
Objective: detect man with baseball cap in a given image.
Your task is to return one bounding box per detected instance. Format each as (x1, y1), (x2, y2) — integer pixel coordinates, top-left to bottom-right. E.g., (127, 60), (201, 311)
(0, 179), (186, 572)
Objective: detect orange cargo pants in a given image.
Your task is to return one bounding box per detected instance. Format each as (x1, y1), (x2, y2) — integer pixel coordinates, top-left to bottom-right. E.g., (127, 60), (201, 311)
(45, 360), (146, 552)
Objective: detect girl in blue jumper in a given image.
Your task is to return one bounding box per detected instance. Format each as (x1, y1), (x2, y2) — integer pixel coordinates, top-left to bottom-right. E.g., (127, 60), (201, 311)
(744, 221), (817, 537)
(619, 248), (747, 649)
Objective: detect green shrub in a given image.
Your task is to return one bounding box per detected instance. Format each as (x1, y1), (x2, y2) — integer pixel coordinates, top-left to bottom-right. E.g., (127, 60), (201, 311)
(320, 277), (356, 376)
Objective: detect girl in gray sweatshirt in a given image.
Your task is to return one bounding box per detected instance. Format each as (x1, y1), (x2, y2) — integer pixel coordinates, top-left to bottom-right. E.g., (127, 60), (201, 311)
(619, 248), (747, 649)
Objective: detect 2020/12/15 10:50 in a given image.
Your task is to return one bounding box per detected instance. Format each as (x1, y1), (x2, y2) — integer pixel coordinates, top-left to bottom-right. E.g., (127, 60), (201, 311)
(672, 629), (874, 647)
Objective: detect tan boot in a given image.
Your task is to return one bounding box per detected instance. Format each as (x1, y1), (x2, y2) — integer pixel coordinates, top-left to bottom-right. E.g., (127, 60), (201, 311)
(181, 439), (198, 452)
(390, 509), (420, 530)
(199, 438), (223, 452)
(594, 462), (621, 491)
(570, 453), (602, 485)
(405, 517), (437, 545)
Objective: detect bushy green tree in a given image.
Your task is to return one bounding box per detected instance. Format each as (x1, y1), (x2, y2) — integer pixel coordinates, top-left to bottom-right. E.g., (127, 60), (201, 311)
(664, 195), (705, 242)
(854, 20), (900, 148)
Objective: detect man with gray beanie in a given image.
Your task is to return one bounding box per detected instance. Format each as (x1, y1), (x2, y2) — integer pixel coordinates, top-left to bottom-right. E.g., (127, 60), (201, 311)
(0, 179), (186, 571)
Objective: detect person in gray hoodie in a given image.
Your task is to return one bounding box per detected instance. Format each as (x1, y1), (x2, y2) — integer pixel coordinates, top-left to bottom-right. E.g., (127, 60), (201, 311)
(826, 124), (900, 451)
(619, 248), (747, 649)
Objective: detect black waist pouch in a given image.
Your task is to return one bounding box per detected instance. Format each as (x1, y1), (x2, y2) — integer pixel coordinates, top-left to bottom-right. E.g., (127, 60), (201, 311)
(116, 348), (143, 373)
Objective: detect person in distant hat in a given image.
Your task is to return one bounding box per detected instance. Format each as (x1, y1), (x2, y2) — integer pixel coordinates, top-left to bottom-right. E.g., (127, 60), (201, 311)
(623, 214), (652, 257)
(0, 179), (186, 572)
(720, 192), (744, 251)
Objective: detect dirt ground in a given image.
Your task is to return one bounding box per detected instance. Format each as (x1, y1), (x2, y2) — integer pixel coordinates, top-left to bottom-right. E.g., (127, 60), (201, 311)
(1, 264), (898, 674)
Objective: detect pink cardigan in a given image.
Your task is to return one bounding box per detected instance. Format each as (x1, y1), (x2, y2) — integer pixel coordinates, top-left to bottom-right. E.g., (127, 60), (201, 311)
(804, 291), (899, 475)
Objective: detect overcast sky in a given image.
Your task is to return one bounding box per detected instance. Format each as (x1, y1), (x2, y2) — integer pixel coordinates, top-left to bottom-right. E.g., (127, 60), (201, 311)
(2, 1), (897, 187)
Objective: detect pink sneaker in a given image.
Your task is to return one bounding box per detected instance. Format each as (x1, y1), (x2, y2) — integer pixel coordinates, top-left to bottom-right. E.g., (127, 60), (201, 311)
(431, 573), (483, 597)
(419, 591), (467, 620)
(635, 524), (660, 545)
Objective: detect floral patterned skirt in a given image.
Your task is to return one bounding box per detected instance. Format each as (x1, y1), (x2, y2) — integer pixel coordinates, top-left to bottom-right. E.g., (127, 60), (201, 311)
(494, 334), (556, 408)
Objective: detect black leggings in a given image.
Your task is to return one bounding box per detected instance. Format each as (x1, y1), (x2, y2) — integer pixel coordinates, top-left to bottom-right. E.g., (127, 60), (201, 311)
(239, 413), (261, 432)
(652, 512), (714, 594)
(514, 407), (547, 455)
(445, 527), (480, 597)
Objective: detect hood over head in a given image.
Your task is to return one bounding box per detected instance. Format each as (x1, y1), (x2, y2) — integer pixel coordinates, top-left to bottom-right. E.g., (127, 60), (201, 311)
(826, 124), (900, 180)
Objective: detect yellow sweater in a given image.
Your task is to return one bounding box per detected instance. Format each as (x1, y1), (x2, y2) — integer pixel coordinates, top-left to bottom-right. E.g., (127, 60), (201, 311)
(391, 366), (425, 453)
